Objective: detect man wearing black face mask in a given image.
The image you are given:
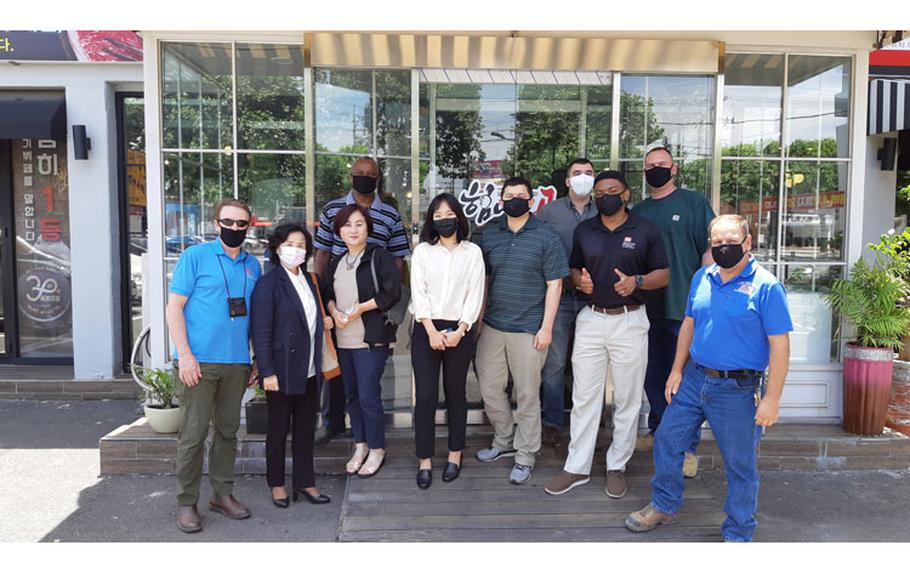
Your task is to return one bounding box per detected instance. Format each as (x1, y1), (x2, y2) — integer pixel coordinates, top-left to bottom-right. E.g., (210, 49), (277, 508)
(544, 170), (669, 499)
(627, 215), (792, 542)
(312, 156), (411, 444)
(632, 146), (715, 479)
(166, 198), (262, 533)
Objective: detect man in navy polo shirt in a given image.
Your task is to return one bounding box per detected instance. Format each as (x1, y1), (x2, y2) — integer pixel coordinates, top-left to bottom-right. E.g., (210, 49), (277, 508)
(626, 214), (792, 542)
(544, 170), (669, 500)
(474, 176), (569, 485)
(167, 198), (262, 534)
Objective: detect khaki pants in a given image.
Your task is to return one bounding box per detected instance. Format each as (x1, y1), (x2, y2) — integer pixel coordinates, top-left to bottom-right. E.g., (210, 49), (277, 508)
(175, 362), (250, 506)
(475, 325), (548, 467)
(565, 306), (649, 475)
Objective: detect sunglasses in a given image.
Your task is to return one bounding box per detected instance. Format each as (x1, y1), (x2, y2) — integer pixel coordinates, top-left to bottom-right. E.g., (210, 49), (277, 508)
(218, 218), (250, 229)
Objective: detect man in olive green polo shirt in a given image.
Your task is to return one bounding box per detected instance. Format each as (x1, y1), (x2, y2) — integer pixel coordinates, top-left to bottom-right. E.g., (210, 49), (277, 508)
(632, 146), (715, 478)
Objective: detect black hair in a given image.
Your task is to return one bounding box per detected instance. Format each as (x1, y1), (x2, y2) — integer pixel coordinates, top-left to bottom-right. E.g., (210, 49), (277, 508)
(594, 169), (629, 189)
(645, 146), (674, 162)
(501, 176), (533, 198)
(566, 158), (594, 171)
(267, 223), (312, 266)
(332, 204), (374, 237)
(420, 193), (470, 245)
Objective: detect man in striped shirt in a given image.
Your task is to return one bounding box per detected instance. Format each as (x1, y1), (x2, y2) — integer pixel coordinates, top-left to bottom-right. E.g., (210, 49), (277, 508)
(312, 156), (411, 443)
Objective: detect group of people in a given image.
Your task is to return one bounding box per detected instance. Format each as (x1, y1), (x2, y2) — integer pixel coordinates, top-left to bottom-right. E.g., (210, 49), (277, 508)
(166, 148), (793, 543)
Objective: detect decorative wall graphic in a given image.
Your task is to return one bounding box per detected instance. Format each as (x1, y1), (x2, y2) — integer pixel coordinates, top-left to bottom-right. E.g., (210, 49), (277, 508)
(457, 180), (557, 227)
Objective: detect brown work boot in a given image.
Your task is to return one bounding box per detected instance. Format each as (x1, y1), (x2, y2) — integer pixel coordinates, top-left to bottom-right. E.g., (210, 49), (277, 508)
(625, 503), (676, 532)
(209, 494), (251, 520)
(683, 452), (699, 478)
(176, 504), (202, 533)
(542, 425), (563, 447)
(544, 470), (590, 495)
(605, 469), (627, 499)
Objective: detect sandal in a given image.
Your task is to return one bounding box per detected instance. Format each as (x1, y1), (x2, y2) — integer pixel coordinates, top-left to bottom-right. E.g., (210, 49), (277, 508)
(357, 449), (386, 478)
(346, 444), (369, 475)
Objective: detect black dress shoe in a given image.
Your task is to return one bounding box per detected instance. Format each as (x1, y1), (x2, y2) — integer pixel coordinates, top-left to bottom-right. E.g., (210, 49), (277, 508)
(272, 496), (289, 508)
(442, 461), (461, 483)
(293, 489), (331, 504)
(416, 468), (432, 490)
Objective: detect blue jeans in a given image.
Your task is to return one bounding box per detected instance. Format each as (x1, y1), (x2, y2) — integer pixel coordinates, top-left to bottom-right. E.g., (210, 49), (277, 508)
(650, 361), (764, 542)
(338, 346), (389, 449)
(645, 318), (700, 453)
(540, 293), (587, 428)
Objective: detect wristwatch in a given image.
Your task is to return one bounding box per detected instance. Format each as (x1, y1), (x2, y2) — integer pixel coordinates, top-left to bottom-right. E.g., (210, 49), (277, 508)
(634, 274), (645, 289)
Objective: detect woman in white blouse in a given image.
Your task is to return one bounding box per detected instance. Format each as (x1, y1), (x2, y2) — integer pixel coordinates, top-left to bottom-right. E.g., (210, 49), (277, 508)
(410, 193), (485, 489)
(250, 223), (333, 508)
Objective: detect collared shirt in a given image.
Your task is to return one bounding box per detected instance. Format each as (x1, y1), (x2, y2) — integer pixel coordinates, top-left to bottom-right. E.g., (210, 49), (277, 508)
(409, 240), (486, 330)
(570, 211), (669, 309)
(282, 266), (318, 378)
(314, 191), (411, 258)
(633, 187), (715, 322)
(475, 215), (569, 334)
(169, 240), (261, 364)
(686, 256), (794, 372)
(537, 195), (597, 300)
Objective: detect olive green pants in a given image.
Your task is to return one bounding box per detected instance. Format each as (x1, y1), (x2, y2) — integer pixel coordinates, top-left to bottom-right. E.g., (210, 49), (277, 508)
(175, 362), (250, 506)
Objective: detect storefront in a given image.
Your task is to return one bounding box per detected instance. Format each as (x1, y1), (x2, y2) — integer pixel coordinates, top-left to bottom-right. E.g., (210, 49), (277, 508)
(0, 31), (144, 379)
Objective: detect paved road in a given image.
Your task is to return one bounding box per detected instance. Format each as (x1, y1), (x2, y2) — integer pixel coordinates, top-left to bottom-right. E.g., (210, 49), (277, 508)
(1, 399), (909, 542)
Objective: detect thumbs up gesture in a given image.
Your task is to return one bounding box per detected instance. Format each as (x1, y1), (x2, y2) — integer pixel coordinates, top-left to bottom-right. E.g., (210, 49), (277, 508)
(578, 267), (594, 295)
(613, 269), (637, 297)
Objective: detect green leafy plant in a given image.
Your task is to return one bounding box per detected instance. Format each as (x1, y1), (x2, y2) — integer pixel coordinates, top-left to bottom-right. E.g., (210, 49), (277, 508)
(827, 257), (910, 350)
(132, 365), (179, 409)
(251, 385), (266, 400)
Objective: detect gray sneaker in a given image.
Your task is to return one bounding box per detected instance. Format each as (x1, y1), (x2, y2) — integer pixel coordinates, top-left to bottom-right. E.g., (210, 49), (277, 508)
(476, 446), (517, 463)
(509, 464), (533, 485)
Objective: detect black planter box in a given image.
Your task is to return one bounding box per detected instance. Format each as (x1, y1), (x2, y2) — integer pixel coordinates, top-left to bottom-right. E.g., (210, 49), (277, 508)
(245, 400), (269, 435)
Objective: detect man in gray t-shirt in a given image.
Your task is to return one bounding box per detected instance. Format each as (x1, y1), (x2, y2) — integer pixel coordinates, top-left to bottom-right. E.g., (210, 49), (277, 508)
(535, 158), (598, 446)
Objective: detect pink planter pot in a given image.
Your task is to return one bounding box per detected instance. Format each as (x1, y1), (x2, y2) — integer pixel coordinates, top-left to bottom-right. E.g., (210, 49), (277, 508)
(843, 344), (894, 435)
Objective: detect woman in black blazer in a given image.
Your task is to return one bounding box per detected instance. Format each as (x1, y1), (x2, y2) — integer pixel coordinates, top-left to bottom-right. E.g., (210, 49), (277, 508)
(325, 204), (402, 478)
(250, 223), (333, 508)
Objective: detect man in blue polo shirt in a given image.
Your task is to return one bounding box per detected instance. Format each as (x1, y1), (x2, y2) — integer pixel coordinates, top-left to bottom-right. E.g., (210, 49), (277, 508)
(626, 214), (792, 542)
(474, 176), (569, 485)
(167, 198), (261, 534)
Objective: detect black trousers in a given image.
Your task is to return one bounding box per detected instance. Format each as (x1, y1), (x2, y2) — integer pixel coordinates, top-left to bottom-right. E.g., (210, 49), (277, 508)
(412, 319), (475, 459)
(266, 379), (318, 489)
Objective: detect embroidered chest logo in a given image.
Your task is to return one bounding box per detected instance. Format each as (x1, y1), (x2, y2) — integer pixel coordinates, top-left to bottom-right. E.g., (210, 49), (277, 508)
(672, 214), (680, 222)
(736, 282), (755, 296)
(622, 236), (637, 250)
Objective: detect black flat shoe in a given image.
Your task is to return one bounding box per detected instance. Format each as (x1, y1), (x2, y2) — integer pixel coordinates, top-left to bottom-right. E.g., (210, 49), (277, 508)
(442, 461), (461, 483)
(293, 489), (331, 505)
(416, 468), (432, 490)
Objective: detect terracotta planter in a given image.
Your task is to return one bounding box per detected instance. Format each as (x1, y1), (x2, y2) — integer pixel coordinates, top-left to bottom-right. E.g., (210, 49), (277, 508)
(887, 359), (910, 436)
(843, 344), (894, 435)
(245, 400), (269, 435)
(144, 405), (182, 434)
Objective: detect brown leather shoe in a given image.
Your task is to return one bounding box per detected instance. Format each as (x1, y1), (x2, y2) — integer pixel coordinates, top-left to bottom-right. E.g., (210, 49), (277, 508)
(208, 494), (251, 520)
(176, 505), (202, 533)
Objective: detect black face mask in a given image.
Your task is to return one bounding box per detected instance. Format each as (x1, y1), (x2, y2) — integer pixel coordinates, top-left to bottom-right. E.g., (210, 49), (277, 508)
(220, 226), (247, 248)
(352, 175), (378, 195)
(645, 166), (673, 189)
(595, 193), (625, 217)
(712, 239), (747, 269)
(434, 218), (458, 238)
(502, 197), (531, 218)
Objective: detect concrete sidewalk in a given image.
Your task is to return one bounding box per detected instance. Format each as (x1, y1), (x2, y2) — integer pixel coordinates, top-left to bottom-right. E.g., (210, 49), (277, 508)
(2, 399), (909, 542)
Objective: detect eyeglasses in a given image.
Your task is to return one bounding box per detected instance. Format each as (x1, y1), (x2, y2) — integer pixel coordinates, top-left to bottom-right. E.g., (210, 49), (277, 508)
(218, 218), (250, 229)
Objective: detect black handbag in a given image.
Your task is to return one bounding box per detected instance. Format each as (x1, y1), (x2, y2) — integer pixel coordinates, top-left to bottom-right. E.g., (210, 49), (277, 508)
(369, 253), (410, 326)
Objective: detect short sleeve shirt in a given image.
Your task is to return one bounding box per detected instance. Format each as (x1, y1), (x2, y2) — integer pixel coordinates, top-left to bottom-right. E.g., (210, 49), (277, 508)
(686, 256), (794, 372)
(633, 188), (715, 321)
(537, 196), (597, 299)
(475, 216), (569, 334)
(314, 191), (411, 258)
(169, 240), (262, 364)
(569, 211), (669, 309)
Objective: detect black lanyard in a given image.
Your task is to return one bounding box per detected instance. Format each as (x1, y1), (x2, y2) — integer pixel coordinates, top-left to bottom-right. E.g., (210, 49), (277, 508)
(216, 253), (247, 300)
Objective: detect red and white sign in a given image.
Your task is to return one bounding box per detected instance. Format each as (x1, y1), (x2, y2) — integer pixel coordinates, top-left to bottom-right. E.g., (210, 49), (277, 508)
(457, 180), (557, 227)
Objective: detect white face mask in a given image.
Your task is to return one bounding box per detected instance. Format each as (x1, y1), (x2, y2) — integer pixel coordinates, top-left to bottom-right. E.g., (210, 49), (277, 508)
(278, 245), (308, 269)
(569, 173), (594, 197)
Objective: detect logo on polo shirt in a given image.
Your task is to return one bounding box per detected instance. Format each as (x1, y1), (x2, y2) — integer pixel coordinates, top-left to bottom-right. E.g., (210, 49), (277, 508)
(622, 236), (636, 250)
(672, 214), (680, 222)
(736, 282), (755, 295)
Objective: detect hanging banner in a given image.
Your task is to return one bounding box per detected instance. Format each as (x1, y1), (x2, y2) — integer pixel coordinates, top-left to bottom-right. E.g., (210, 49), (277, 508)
(0, 31), (143, 62)
(457, 179), (558, 227)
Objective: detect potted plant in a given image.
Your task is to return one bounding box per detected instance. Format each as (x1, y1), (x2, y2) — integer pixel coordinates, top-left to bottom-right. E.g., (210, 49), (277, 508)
(133, 365), (182, 434)
(245, 386), (269, 435)
(828, 253), (910, 435)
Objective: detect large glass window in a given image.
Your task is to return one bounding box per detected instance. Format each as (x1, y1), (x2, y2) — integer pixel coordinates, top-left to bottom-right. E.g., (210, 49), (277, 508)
(722, 53), (852, 363)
